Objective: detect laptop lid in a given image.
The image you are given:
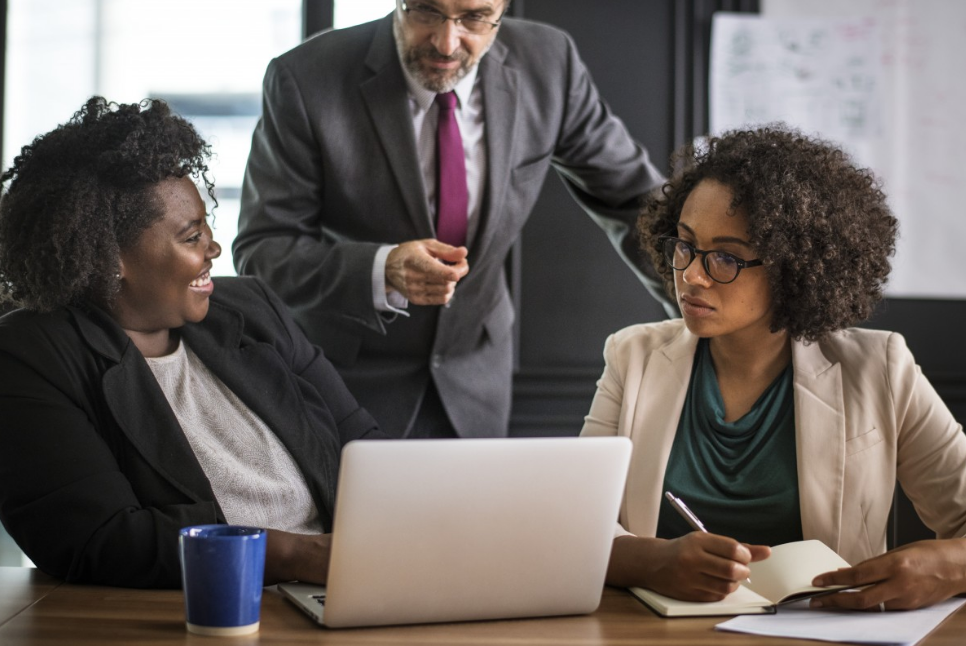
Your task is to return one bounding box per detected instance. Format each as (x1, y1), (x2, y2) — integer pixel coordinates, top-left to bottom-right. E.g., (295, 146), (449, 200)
(281, 436), (631, 628)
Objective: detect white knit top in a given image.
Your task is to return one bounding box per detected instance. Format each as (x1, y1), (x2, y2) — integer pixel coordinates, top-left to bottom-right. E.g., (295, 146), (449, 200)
(145, 339), (323, 534)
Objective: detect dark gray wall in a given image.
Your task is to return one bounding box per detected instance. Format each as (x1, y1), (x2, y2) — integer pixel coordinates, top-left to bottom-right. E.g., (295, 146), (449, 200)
(510, 0), (676, 436)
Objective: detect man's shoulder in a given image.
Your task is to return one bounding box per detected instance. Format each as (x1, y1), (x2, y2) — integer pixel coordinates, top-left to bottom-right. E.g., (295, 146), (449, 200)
(495, 17), (576, 60)
(498, 17), (573, 44)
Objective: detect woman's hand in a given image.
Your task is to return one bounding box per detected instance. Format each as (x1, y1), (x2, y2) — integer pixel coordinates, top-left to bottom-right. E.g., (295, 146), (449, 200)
(811, 538), (966, 610)
(263, 530), (332, 585)
(607, 533), (771, 601)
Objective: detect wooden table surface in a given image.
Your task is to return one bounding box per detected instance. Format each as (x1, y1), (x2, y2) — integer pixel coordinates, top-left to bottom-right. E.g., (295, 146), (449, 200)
(0, 568), (61, 629)
(1, 567), (963, 645)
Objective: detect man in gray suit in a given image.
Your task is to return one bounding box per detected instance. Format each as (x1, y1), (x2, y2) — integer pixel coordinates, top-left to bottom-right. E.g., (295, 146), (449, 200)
(234, 0), (672, 439)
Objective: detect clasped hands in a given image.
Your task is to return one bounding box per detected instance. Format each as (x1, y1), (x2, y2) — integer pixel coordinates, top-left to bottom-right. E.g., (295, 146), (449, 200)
(386, 239), (469, 306)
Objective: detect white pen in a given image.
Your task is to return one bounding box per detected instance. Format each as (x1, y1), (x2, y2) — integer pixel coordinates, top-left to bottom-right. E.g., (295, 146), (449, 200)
(664, 491), (707, 533)
(665, 491), (751, 583)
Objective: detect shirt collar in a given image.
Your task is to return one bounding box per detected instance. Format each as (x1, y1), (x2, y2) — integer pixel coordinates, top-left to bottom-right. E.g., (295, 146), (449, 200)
(397, 46), (480, 112)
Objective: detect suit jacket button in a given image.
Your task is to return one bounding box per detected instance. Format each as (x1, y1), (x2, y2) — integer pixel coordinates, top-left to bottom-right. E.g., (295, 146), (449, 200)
(431, 354), (442, 369)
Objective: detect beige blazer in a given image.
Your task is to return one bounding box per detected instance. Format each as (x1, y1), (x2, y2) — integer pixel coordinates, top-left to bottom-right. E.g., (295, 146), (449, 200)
(581, 319), (966, 565)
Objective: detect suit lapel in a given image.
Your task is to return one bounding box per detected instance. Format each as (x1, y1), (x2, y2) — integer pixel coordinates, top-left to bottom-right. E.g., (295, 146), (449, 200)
(71, 307), (220, 508)
(474, 38), (518, 258)
(624, 325), (697, 535)
(181, 309), (309, 463)
(792, 340), (846, 553)
(181, 302), (338, 521)
(102, 353), (218, 507)
(360, 16), (434, 239)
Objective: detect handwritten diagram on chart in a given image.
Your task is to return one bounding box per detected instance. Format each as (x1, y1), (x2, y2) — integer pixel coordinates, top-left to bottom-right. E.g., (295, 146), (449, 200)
(710, 2), (966, 299)
(711, 14), (881, 162)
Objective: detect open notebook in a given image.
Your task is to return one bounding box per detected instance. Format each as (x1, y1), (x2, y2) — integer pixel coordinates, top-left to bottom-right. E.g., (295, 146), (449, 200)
(630, 539), (851, 617)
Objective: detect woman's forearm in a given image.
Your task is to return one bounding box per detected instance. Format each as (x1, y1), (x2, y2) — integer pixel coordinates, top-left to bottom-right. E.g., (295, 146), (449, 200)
(264, 530), (332, 585)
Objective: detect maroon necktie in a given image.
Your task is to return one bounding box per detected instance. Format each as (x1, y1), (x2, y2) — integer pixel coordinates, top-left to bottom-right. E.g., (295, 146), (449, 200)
(434, 91), (468, 247)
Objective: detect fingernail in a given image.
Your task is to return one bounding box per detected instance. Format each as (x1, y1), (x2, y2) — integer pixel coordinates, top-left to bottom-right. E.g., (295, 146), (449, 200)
(813, 577), (824, 586)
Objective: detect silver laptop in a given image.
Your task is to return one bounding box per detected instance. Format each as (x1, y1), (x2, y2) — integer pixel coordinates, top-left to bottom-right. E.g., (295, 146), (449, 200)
(279, 436), (631, 628)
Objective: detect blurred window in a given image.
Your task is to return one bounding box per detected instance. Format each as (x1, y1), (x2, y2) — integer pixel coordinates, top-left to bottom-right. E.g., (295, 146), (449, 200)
(3, 0), (302, 277)
(334, 0), (395, 28)
(0, 0), (396, 569)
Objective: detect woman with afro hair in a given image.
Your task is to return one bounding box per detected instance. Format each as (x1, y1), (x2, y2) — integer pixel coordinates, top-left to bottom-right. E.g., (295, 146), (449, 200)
(582, 125), (966, 610)
(0, 97), (383, 588)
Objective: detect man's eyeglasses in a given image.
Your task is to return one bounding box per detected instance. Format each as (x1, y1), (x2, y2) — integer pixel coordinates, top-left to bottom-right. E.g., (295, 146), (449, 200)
(659, 236), (763, 284)
(401, 1), (505, 35)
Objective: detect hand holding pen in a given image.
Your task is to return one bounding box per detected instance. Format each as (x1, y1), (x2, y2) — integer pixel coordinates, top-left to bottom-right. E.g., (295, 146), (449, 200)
(665, 491), (768, 585)
(605, 491), (770, 601)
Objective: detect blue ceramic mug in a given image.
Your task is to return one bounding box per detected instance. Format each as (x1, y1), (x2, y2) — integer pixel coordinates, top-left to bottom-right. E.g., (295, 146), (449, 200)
(178, 525), (267, 636)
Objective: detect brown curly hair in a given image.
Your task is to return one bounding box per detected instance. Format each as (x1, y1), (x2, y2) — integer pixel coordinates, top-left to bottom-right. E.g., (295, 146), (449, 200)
(0, 96), (215, 312)
(639, 125), (898, 342)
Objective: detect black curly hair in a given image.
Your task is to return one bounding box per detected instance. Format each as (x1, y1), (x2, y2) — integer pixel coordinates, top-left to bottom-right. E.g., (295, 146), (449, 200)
(0, 96), (215, 312)
(639, 125), (898, 342)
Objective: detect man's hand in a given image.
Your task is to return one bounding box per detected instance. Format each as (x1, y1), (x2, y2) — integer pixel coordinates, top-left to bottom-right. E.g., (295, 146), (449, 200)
(607, 533), (771, 602)
(811, 539), (966, 610)
(386, 239), (469, 305)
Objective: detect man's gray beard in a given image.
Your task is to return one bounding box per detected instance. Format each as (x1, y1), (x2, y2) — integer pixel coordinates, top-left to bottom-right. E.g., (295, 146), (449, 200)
(408, 60), (467, 94)
(392, 15), (489, 94)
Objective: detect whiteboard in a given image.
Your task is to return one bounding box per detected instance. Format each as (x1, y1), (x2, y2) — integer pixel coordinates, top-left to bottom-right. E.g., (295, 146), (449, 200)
(710, 0), (966, 299)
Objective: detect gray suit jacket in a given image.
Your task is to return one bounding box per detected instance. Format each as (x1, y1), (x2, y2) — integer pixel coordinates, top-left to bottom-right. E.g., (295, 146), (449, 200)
(234, 15), (668, 438)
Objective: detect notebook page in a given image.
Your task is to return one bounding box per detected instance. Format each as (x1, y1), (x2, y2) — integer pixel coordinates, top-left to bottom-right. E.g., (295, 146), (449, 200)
(747, 540), (851, 604)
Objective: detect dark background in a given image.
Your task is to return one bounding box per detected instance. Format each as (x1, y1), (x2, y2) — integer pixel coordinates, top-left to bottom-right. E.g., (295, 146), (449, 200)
(0, 0), (958, 553)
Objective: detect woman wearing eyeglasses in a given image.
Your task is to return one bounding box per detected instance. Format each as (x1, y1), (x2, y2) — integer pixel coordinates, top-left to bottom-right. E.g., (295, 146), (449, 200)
(582, 125), (966, 610)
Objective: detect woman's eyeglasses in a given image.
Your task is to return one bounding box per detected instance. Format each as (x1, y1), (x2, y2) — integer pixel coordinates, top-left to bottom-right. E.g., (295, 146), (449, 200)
(659, 236), (763, 284)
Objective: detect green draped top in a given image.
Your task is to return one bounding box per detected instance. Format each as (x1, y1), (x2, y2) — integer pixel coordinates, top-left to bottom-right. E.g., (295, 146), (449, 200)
(656, 338), (803, 546)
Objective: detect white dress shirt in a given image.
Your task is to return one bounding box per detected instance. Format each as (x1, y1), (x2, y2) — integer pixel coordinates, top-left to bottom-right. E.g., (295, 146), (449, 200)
(371, 53), (488, 313)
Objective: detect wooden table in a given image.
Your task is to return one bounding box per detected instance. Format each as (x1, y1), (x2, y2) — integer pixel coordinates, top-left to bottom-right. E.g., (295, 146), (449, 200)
(0, 568), (60, 629)
(1, 567), (964, 645)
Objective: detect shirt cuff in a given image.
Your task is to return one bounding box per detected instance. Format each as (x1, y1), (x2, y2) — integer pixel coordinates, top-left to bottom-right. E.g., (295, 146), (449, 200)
(373, 245), (410, 315)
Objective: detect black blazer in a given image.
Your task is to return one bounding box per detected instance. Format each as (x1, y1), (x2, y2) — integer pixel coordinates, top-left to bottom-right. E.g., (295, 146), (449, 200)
(0, 277), (380, 588)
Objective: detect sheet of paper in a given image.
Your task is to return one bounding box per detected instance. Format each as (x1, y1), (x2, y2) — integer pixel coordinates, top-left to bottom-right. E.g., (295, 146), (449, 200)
(715, 598), (966, 646)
